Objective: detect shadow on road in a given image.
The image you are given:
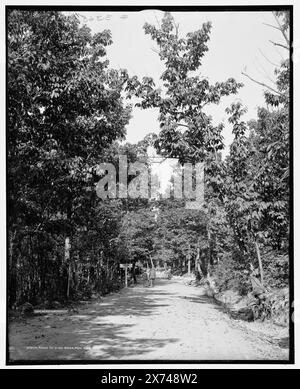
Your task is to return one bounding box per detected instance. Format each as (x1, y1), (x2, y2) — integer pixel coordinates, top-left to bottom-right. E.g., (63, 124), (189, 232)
(9, 280), (179, 361)
(66, 321), (178, 360)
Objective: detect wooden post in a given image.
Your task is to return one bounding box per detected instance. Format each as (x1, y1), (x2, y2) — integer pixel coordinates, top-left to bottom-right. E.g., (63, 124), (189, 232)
(67, 263), (71, 298)
(125, 265), (128, 287)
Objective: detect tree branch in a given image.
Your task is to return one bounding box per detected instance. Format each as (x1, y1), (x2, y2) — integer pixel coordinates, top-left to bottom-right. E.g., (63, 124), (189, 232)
(241, 71), (286, 96)
(176, 122), (190, 129)
(273, 12), (289, 46)
(199, 100), (211, 111)
(254, 57), (277, 85)
(151, 46), (160, 55)
(269, 40), (289, 51)
(258, 48), (280, 67)
(174, 22), (179, 38)
(263, 22), (282, 32)
(272, 44), (285, 60)
(153, 11), (161, 29)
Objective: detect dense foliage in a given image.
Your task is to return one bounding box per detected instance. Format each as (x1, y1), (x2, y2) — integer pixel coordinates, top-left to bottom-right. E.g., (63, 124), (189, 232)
(8, 10), (132, 306)
(125, 12), (290, 297)
(8, 10), (290, 319)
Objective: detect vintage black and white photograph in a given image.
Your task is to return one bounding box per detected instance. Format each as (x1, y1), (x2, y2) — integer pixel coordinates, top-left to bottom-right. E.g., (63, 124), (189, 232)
(6, 5), (293, 364)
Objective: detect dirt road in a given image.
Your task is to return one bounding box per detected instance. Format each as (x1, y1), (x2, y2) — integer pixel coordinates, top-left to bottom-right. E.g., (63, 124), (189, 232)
(8, 279), (289, 361)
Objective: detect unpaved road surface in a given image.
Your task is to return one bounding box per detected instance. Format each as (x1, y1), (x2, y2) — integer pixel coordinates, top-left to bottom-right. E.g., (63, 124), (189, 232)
(8, 279), (289, 361)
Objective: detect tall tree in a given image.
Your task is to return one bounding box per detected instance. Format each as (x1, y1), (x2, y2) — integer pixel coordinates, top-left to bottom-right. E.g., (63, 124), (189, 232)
(7, 10), (131, 304)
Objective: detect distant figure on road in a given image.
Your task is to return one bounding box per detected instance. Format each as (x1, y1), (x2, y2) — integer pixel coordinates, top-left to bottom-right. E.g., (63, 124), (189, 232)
(166, 268), (172, 280)
(149, 267), (156, 287)
(144, 268), (150, 287)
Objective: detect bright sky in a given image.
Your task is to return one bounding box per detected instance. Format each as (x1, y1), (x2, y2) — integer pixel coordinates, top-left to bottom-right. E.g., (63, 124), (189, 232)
(67, 10), (288, 192)
(74, 10), (287, 156)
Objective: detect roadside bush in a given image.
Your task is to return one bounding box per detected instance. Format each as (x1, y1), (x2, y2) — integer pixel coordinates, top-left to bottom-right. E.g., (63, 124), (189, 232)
(213, 254), (251, 296)
(211, 246), (289, 324)
(262, 249), (289, 289)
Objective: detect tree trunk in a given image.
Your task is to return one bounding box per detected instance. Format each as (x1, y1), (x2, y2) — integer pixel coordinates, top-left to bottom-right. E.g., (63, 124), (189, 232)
(8, 230), (17, 307)
(207, 226), (215, 267)
(195, 244), (203, 279)
(65, 236), (71, 299)
(200, 254), (208, 277)
(187, 243), (191, 275)
(131, 261), (137, 284)
(255, 240), (264, 286)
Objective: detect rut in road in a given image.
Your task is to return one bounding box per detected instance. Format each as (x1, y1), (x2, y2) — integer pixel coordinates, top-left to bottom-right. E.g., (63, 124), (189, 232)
(9, 279), (289, 361)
